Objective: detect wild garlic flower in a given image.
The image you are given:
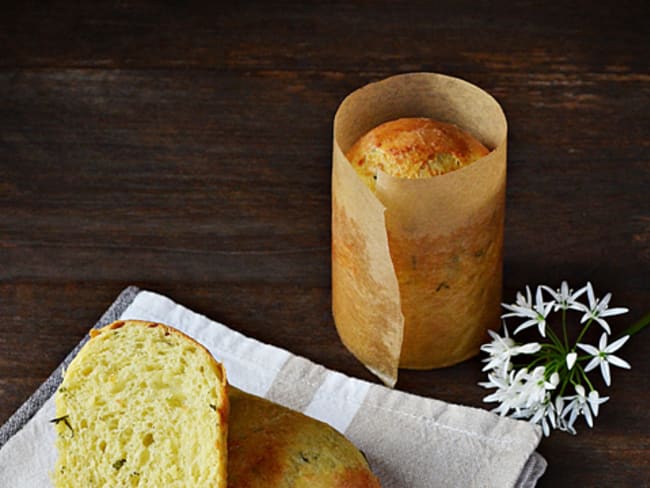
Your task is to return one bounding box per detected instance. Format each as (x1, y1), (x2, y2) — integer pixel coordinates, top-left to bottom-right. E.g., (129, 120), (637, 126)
(577, 333), (631, 386)
(502, 286), (553, 337)
(480, 281), (640, 436)
(579, 282), (629, 334)
(541, 281), (588, 312)
(563, 385), (609, 429)
(480, 326), (540, 376)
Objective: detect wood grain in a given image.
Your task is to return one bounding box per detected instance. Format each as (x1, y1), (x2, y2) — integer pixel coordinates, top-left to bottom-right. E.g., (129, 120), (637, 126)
(1, 1), (648, 486)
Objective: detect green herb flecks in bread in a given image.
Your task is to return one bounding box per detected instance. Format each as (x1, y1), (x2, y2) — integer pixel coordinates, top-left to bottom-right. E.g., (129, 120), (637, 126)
(52, 320), (228, 488)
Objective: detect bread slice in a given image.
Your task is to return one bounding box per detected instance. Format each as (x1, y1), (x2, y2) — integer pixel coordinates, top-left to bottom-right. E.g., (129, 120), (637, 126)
(52, 320), (228, 487)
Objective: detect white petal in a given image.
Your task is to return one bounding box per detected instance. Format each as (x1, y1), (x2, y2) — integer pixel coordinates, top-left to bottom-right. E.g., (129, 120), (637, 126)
(594, 317), (612, 334)
(600, 307), (629, 317)
(566, 352), (577, 370)
(483, 393), (501, 403)
(561, 281), (570, 295)
(568, 407), (579, 428)
(584, 406), (593, 427)
(588, 391), (606, 417)
(525, 286), (532, 303)
(535, 286), (544, 307)
(586, 282), (595, 307)
(584, 357), (600, 372)
(575, 384), (586, 397)
(607, 355), (631, 369)
(518, 342), (541, 354)
(514, 319), (537, 335)
(600, 361), (612, 386)
(577, 343), (599, 356)
(537, 320), (546, 337)
(503, 304), (537, 317)
(599, 293), (612, 310)
(569, 302), (587, 312)
(543, 302), (554, 317)
(598, 333), (608, 350)
(605, 335), (630, 353)
(540, 285), (556, 298)
(486, 329), (500, 341)
(580, 311), (591, 324)
(549, 372), (560, 387)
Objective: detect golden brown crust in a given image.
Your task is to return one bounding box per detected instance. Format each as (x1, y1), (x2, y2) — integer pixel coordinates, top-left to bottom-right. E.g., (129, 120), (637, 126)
(227, 387), (381, 487)
(346, 117), (489, 190)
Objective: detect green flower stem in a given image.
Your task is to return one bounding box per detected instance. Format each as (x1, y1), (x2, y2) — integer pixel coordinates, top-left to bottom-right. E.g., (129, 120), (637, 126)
(540, 342), (563, 353)
(621, 311), (650, 338)
(559, 367), (576, 397)
(545, 326), (565, 352)
(561, 308), (569, 349)
(575, 317), (595, 345)
(577, 364), (595, 392)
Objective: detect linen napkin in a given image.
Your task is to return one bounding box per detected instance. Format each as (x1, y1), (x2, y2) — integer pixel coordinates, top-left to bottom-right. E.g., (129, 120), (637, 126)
(0, 287), (546, 487)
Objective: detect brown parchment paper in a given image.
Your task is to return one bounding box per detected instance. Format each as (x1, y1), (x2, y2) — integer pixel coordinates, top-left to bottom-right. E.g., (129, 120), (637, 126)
(332, 73), (507, 386)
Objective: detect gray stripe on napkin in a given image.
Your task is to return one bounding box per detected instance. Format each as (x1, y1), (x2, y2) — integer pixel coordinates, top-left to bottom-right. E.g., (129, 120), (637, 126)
(265, 356), (328, 411)
(515, 452), (548, 488)
(0, 286), (141, 449)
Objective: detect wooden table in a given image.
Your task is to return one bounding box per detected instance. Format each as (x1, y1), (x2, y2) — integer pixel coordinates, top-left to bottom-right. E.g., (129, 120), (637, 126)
(1, 2), (648, 486)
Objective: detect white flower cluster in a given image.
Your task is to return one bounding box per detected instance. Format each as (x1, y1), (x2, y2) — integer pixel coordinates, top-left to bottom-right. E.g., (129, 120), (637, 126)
(480, 282), (630, 436)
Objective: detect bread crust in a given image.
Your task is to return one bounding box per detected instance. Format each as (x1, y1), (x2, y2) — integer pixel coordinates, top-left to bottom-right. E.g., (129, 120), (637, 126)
(346, 117), (489, 190)
(227, 386), (381, 487)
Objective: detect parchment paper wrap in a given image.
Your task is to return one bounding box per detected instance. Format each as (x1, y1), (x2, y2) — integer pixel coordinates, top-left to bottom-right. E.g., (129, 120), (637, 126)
(332, 73), (507, 386)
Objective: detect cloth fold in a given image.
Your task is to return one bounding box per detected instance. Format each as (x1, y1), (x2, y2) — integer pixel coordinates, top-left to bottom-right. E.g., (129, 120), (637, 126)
(0, 287), (546, 487)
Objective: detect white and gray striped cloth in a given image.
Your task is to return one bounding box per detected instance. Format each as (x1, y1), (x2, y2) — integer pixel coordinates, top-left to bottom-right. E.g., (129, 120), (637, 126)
(0, 287), (546, 487)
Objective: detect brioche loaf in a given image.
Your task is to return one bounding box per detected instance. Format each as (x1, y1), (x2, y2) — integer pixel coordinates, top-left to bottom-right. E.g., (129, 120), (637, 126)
(52, 320), (228, 487)
(228, 387), (381, 487)
(346, 117), (489, 191)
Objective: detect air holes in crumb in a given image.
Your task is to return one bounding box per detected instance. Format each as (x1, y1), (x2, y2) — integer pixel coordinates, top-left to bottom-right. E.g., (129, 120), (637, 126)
(167, 395), (185, 408)
(82, 366), (93, 376)
(142, 433), (154, 447)
(139, 449), (150, 465)
(99, 440), (106, 452)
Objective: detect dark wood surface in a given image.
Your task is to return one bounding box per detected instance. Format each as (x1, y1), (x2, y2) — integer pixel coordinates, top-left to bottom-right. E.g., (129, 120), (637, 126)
(1, 1), (648, 486)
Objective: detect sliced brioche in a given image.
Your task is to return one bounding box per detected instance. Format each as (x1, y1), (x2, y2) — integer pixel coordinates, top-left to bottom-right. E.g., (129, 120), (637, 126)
(52, 320), (228, 488)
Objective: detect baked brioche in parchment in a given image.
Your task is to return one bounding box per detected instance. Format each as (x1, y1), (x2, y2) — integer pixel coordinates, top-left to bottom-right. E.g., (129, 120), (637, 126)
(52, 320), (228, 488)
(343, 116), (497, 370)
